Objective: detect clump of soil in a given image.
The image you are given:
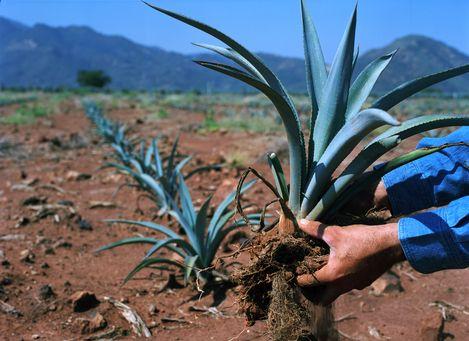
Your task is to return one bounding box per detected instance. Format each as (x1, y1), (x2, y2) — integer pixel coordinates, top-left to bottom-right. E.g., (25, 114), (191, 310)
(232, 221), (337, 341)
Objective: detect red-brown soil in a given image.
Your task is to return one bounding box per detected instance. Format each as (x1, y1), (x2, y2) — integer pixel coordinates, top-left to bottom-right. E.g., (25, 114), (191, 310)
(0, 104), (467, 340)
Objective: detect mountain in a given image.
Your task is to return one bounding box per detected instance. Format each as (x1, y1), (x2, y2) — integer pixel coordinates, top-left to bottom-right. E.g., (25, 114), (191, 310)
(355, 35), (469, 94)
(1, 17), (468, 93)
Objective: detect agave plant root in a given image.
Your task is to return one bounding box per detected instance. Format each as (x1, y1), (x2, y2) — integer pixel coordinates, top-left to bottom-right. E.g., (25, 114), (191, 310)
(232, 172), (336, 341)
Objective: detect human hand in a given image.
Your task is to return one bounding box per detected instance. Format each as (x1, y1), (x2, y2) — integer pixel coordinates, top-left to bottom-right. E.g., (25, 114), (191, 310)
(297, 219), (405, 305)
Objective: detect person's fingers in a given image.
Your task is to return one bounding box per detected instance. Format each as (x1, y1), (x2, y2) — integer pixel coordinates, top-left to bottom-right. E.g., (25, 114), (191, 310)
(297, 264), (337, 287)
(298, 219), (335, 245)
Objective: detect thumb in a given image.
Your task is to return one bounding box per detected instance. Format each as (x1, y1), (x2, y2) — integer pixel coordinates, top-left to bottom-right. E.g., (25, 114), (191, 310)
(298, 219), (335, 245)
(297, 264), (336, 287)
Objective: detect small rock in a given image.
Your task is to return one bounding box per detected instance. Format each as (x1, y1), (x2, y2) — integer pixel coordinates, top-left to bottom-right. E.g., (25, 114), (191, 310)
(53, 239), (72, 249)
(0, 250), (4, 259)
(1, 234), (25, 241)
(77, 218), (92, 231)
(66, 171), (91, 182)
(1, 277), (13, 286)
(20, 249), (35, 263)
(15, 216), (30, 228)
(21, 196), (47, 206)
(57, 200), (74, 207)
(1, 259), (11, 268)
(32, 334), (40, 339)
(370, 272), (403, 296)
(420, 312), (445, 341)
(40, 262), (50, 269)
(73, 313), (107, 334)
(39, 284), (55, 300)
(70, 291), (100, 312)
(148, 303), (159, 316)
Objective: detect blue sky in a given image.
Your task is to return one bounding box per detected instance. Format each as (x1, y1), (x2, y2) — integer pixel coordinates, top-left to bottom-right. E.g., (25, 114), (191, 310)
(1, 0), (468, 61)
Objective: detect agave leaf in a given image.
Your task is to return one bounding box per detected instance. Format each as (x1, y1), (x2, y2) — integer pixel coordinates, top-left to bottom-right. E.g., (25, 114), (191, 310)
(352, 45), (359, 72)
(168, 208), (200, 254)
(184, 163), (223, 179)
(144, 141), (154, 169)
(301, 0), (327, 113)
(145, 2), (306, 214)
(194, 195), (213, 259)
(307, 114), (469, 219)
(207, 179), (256, 241)
(167, 135), (180, 179)
(306, 135), (400, 220)
(313, 5), (357, 161)
(152, 138), (164, 177)
(327, 143), (466, 218)
(207, 210), (236, 252)
(175, 156), (192, 173)
(346, 51), (396, 120)
(124, 258), (184, 284)
(372, 64), (469, 111)
(195, 60), (305, 213)
(207, 218), (260, 263)
(268, 152), (289, 200)
(193, 43), (266, 82)
(143, 238), (196, 260)
(301, 109), (400, 217)
(184, 255), (199, 284)
(104, 219), (180, 239)
(178, 174), (196, 226)
(96, 237), (158, 253)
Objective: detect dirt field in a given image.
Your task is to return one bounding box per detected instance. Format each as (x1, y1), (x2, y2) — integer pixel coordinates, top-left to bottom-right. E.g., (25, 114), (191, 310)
(1, 99), (468, 340)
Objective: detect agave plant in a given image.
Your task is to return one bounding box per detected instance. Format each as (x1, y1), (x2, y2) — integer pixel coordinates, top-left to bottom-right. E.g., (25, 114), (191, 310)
(143, 0), (469, 221)
(98, 176), (259, 283)
(144, 1), (469, 338)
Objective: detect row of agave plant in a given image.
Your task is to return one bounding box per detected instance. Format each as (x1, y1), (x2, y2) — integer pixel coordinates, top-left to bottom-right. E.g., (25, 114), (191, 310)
(84, 102), (261, 284)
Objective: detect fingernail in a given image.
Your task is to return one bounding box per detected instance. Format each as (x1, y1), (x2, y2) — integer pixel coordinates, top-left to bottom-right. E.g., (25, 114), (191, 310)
(298, 219), (309, 228)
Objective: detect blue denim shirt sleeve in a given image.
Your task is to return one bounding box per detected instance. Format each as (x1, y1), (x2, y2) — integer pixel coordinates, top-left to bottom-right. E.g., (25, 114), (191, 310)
(382, 127), (469, 215)
(398, 195), (469, 273)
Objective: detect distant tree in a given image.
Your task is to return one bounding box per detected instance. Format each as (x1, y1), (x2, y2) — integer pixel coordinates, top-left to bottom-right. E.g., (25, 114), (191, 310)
(77, 70), (111, 89)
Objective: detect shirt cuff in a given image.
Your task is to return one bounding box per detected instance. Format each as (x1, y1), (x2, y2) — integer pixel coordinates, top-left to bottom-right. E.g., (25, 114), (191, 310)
(383, 160), (434, 215)
(398, 211), (464, 274)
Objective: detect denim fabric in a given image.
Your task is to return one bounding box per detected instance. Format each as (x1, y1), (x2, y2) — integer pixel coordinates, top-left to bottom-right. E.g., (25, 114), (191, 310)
(383, 127), (469, 273)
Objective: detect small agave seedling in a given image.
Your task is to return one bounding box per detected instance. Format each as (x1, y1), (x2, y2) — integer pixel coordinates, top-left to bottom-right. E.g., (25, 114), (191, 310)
(98, 176), (259, 284)
(144, 0), (469, 338)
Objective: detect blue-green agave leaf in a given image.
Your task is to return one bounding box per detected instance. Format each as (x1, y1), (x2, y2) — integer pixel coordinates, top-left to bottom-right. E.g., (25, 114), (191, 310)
(301, 108), (399, 217)
(301, 0), (327, 113)
(372, 64), (469, 111)
(104, 219), (180, 239)
(346, 51), (396, 120)
(143, 238), (196, 260)
(207, 179), (256, 240)
(96, 237), (158, 253)
(194, 195), (213, 259)
(195, 60), (305, 213)
(193, 43), (266, 82)
(268, 152), (289, 200)
(308, 113), (469, 219)
(326, 143), (464, 218)
(145, 2), (305, 214)
(124, 258), (184, 284)
(184, 255), (199, 285)
(313, 5), (357, 161)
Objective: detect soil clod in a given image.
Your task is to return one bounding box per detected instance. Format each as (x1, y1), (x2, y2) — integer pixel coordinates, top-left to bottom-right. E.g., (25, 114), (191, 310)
(70, 291), (100, 312)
